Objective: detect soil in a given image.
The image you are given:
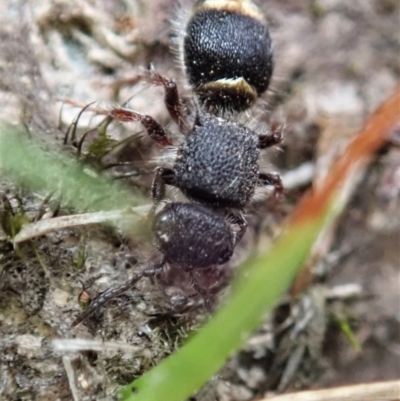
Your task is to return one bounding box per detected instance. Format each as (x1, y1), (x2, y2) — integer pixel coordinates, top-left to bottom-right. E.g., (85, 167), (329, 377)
(0, 1), (399, 400)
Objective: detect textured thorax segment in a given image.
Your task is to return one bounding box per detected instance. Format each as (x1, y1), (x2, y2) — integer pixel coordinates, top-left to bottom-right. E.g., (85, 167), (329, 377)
(183, 2), (273, 112)
(153, 202), (235, 268)
(173, 114), (259, 208)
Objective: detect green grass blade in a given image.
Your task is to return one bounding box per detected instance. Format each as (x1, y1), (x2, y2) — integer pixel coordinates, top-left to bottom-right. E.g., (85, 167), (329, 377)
(0, 124), (143, 213)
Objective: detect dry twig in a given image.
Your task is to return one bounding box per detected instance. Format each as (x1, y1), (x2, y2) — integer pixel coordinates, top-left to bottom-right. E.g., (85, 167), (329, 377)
(13, 205), (151, 244)
(264, 380), (400, 401)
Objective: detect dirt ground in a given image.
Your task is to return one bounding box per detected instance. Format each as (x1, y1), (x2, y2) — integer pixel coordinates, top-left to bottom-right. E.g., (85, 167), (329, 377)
(0, 1), (399, 400)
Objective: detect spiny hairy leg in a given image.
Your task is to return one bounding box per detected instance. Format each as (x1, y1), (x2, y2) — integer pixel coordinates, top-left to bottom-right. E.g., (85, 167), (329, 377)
(140, 69), (189, 132)
(71, 262), (165, 327)
(258, 172), (283, 199)
(258, 121), (284, 149)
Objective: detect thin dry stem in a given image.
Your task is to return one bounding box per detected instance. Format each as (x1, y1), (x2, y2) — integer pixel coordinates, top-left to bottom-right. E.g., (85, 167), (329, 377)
(53, 339), (146, 355)
(62, 356), (80, 401)
(13, 205), (151, 244)
(263, 380), (400, 401)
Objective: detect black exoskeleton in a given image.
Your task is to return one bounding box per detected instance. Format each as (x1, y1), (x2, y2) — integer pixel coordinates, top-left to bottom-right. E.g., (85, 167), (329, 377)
(71, 0), (283, 326)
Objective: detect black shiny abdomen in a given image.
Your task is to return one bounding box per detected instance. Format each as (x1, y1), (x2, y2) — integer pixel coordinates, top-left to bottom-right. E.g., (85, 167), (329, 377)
(184, 9), (273, 111)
